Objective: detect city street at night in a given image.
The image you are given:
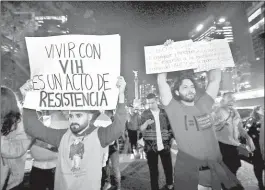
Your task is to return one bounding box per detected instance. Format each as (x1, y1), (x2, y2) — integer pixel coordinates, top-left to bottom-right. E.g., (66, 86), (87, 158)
(1, 1), (264, 190)
(118, 153), (263, 190)
(22, 151), (263, 190)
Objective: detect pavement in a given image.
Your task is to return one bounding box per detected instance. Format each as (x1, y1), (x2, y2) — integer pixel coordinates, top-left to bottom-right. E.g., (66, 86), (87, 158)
(118, 152), (263, 190)
(21, 151), (263, 190)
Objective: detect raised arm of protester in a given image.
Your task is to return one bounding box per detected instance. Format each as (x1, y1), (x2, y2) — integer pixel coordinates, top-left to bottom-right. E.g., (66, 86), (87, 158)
(206, 68), (222, 100)
(98, 76), (127, 148)
(156, 40), (176, 106)
(23, 110), (68, 148)
(157, 72), (172, 106)
(22, 80), (67, 148)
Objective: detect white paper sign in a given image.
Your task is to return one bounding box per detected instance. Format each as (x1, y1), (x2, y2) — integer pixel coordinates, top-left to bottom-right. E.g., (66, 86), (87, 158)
(24, 34), (121, 110)
(144, 40), (195, 74)
(193, 39), (235, 72)
(144, 39), (235, 74)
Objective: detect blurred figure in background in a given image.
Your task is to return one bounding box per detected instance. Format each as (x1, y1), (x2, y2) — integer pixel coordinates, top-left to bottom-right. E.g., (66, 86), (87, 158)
(126, 106), (141, 159)
(139, 93), (174, 190)
(213, 92), (255, 176)
(1, 86), (33, 190)
(260, 112), (264, 161)
(245, 105), (264, 190)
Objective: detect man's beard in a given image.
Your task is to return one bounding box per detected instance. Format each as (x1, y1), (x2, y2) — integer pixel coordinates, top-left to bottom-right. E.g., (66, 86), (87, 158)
(70, 123), (84, 134)
(179, 92), (195, 103)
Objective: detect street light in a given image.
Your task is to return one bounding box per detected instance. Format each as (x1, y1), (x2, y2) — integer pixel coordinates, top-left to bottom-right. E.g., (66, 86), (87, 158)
(219, 17), (226, 23)
(196, 24), (203, 32)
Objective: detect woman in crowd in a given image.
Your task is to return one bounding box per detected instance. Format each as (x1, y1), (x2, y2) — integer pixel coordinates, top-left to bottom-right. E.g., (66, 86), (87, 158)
(126, 106), (141, 159)
(245, 105), (264, 190)
(1, 86), (33, 190)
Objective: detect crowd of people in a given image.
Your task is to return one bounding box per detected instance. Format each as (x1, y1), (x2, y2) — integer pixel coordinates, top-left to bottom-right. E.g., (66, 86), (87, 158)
(1, 40), (265, 190)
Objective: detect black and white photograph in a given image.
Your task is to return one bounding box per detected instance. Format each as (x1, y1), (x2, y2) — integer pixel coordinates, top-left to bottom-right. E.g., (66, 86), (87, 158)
(1, 1), (264, 190)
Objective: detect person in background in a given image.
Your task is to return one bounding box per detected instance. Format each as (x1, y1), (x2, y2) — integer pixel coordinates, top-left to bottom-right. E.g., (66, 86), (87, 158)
(213, 92), (255, 176)
(29, 110), (69, 190)
(157, 39), (244, 190)
(23, 76), (127, 190)
(101, 144), (110, 190)
(245, 105), (264, 190)
(259, 111), (264, 161)
(1, 86), (33, 190)
(139, 93), (174, 190)
(126, 106), (141, 159)
(103, 110), (122, 190)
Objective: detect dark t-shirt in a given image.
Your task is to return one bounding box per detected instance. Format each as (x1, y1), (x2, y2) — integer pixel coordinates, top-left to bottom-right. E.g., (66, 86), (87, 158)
(165, 93), (220, 160)
(126, 113), (141, 131)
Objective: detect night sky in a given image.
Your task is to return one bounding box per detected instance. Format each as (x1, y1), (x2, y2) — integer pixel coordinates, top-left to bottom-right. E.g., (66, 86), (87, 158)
(71, 1), (222, 100)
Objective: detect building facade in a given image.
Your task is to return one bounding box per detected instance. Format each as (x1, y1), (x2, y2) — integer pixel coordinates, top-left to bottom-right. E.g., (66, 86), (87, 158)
(188, 2), (262, 92)
(190, 16), (234, 43)
(139, 80), (157, 103)
(246, 2), (265, 61)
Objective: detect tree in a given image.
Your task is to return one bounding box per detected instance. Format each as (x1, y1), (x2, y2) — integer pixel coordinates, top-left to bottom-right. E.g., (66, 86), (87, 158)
(1, 2), (98, 91)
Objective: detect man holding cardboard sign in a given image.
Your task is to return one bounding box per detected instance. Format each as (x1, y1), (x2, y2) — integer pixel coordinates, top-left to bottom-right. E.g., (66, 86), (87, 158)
(157, 39), (244, 190)
(22, 76), (127, 190)
(23, 34), (121, 111)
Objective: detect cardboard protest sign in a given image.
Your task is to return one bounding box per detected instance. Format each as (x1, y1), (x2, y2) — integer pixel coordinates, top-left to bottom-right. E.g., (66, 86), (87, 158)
(193, 39), (235, 72)
(144, 40), (194, 74)
(144, 39), (234, 74)
(23, 34), (121, 110)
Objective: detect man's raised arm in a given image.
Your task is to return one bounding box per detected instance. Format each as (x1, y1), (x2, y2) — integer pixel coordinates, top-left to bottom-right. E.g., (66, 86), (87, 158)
(21, 80), (67, 148)
(98, 76), (127, 148)
(23, 108), (67, 148)
(157, 72), (172, 106)
(206, 68), (222, 100)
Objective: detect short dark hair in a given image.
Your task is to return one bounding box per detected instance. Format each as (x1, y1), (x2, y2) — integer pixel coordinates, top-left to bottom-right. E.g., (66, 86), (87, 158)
(222, 91), (235, 98)
(146, 93), (156, 100)
(1, 86), (21, 136)
(172, 73), (197, 100)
